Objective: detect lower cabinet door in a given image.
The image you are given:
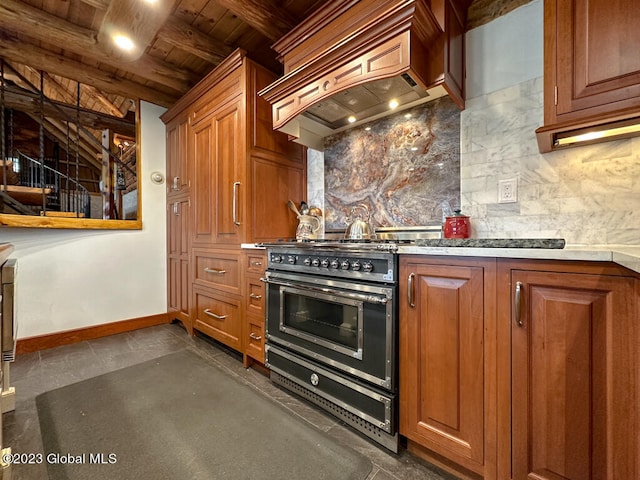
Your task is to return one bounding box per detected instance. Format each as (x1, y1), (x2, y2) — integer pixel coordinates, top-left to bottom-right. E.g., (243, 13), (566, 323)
(511, 270), (638, 480)
(400, 259), (487, 475)
(193, 286), (242, 351)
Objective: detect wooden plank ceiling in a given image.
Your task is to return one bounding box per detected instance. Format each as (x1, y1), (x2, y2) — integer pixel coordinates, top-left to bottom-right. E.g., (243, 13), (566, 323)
(0, 0), (324, 174)
(0, 0), (516, 178)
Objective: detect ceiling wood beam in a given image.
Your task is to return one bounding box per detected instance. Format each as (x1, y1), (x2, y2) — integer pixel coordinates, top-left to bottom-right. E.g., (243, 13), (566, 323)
(0, 0), (195, 94)
(20, 67), (78, 106)
(82, 85), (127, 118)
(215, 0), (297, 41)
(23, 113), (101, 172)
(0, 35), (178, 107)
(1, 86), (136, 137)
(77, 0), (110, 10)
(159, 18), (234, 64)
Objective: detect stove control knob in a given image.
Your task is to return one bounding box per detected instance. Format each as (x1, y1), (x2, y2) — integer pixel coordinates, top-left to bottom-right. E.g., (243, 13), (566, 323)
(303, 257), (312, 266)
(311, 258), (320, 267)
(330, 259), (340, 269)
(287, 255), (296, 265)
(341, 260), (350, 270)
(320, 258), (330, 268)
(351, 260), (361, 271)
(362, 262), (374, 272)
(272, 255), (283, 263)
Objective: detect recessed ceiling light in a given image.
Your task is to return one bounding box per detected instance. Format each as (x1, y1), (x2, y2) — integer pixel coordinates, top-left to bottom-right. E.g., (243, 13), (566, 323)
(113, 34), (134, 51)
(389, 99), (399, 109)
(404, 113), (412, 119)
(347, 116), (357, 123)
(365, 127), (371, 131)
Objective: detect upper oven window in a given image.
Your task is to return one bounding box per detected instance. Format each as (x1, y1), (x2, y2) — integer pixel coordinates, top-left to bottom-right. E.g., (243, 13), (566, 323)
(280, 286), (363, 359)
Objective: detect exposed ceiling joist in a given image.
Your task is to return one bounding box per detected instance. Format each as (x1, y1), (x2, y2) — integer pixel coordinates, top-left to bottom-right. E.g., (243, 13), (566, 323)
(0, 34), (178, 107)
(159, 18), (234, 64)
(0, 0), (196, 94)
(82, 85), (127, 118)
(1, 86), (136, 137)
(23, 113), (101, 171)
(216, 0), (297, 41)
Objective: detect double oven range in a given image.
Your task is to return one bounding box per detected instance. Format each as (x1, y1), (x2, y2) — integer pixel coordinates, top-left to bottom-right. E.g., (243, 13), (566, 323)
(262, 241), (401, 452)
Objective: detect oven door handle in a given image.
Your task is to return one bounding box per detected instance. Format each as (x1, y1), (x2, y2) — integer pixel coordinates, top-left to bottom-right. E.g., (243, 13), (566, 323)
(261, 277), (389, 305)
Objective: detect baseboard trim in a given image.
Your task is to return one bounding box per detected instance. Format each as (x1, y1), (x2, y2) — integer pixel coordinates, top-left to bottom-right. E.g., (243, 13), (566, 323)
(16, 313), (171, 354)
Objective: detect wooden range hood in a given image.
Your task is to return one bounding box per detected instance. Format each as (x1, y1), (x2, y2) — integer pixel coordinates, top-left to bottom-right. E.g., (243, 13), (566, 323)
(259, 0), (468, 150)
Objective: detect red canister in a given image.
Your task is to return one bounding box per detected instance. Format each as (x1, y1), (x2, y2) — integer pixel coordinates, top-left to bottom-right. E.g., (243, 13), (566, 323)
(443, 210), (471, 239)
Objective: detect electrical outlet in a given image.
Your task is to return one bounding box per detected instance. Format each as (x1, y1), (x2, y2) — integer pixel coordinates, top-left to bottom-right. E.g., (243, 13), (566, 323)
(498, 178), (518, 203)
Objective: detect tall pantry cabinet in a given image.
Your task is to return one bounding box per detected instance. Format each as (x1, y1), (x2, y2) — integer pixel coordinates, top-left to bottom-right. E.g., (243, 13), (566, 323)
(162, 49), (306, 364)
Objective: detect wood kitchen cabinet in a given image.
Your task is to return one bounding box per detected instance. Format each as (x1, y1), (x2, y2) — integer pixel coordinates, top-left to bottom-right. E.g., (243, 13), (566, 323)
(161, 49), (306, 360)
(399, 256), (497, 479)
(242, 249), (266, 367)
(166, 110), (192, 333)
(167, 195), (191, 333)
(536, 0), (640, 151)
(192, 96), (245, 247)
(496, 260), (640, 480)
(165, 114), (191, 194)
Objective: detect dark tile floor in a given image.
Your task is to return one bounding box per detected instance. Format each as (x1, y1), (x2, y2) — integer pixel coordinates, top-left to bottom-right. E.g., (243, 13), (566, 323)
(3, 323), (459, 480)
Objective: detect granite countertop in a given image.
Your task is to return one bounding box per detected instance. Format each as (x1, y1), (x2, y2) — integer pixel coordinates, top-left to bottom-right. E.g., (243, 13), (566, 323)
(399, 242), (640, 274)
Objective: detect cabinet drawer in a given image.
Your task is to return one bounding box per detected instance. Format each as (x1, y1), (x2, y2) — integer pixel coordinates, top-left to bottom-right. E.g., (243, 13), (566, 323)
(193, 287), (242, 351)
(193, 249), (241, 296)
(245, 276), (265, 317)
(245, 319), (265, 363)
(246, 251), (266, 275)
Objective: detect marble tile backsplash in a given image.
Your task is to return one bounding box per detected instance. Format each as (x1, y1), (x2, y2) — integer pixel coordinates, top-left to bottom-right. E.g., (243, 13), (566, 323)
(461, 77), (640, 245)
(321, 98), (461, 230)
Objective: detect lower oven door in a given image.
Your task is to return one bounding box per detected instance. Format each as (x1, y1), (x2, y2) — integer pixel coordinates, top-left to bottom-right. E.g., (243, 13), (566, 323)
(263, 271), (396, 390)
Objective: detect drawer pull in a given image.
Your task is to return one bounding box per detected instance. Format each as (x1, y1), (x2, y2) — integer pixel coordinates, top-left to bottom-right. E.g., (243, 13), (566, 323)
(204, 268), (226, 275)
(249, 333), (262, 341)
(204, 309), (227, 320)
(249, 293), (262, 299)
(251, 261), (263, 267)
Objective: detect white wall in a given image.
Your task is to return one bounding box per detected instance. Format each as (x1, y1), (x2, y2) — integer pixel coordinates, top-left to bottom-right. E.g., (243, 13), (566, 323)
(461, 0), (640, 245)
(0, 101), (168, 339)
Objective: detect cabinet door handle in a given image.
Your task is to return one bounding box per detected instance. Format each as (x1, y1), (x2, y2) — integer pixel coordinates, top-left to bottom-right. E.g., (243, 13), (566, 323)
(173, 176), (180, 190)
(515, 281), (524, 326)
(204, 268), (226, 274)
(249, 333), (262, 341)
(408, 273), (415, 308)
(173, 202), (179, 215)
(232, 181), (241, 226)
(204, 309), (227, 320)
(249, 293), (262, 299)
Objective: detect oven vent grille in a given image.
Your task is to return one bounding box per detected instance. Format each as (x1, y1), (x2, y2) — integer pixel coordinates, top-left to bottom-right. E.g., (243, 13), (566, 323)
(272, 371), (398, 453)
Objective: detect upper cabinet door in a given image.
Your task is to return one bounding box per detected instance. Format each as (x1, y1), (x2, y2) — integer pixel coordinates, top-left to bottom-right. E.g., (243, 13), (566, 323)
(192, 97), (246, 246)
(166, 115), (191, 194)
(213, 98), (246, 245)
(553, 0), (640, 122)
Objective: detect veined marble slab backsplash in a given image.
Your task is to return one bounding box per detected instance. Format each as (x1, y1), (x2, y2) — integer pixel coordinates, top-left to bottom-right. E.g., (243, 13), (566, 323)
(321, 98), (461, 230)
(461, 77), (640, 245)
(308, 77), (640, 245)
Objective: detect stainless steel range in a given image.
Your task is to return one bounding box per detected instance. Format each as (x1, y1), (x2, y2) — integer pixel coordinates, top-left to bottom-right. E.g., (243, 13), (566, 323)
(262, 240), (401, 452)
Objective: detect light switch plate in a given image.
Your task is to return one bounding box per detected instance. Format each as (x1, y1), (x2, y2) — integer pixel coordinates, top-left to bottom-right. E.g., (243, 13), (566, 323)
(498, 178), (518, 203)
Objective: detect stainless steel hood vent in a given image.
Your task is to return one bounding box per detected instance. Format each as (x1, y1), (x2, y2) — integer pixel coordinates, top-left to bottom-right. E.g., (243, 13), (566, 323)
(259, 0), (469, 150)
